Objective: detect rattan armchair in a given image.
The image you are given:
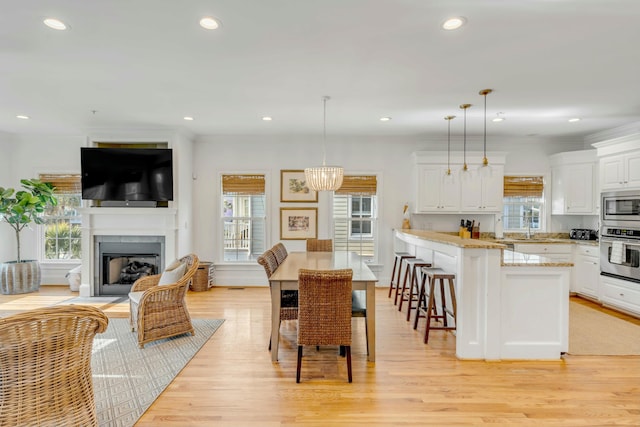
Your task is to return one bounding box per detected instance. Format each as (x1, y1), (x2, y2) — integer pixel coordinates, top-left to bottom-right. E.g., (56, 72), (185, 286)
(306, 238), (333, 252)
(272, 242), (288, 265)
(129, 253), (199, 348)
(297, 268), (353, 383)
(258, 249), (298, 351)
(0, 305), (109, 427)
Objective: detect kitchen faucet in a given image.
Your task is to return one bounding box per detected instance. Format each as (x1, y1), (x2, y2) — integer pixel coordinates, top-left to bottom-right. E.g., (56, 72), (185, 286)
(524, 212), (533, 239)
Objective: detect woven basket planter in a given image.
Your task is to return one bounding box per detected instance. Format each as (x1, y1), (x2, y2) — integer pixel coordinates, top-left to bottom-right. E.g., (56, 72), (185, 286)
(0, 260), (41, 295)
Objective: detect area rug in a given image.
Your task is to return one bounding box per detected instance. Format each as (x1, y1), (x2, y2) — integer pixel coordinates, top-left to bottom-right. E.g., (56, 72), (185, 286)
(92, 318), (224, 427)
(568, 301), (640, 355)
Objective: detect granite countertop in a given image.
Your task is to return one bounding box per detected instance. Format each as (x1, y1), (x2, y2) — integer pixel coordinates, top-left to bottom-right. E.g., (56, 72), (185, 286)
(501, 250), (574, 267)
(396, 229), (507, 249)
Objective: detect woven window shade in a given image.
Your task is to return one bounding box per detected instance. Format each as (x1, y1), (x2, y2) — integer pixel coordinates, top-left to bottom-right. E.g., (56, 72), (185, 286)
(335, 175), (377, 196)
(38, 174), (81, 195)
(222, 174), (265, 195)
(503, 176), (544, 198)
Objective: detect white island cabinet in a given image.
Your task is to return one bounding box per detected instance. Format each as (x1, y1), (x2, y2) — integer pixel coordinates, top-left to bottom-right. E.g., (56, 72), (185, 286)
(394, 229), (572, 360)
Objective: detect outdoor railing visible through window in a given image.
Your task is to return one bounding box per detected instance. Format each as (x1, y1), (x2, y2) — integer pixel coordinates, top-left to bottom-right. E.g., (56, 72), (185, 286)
(221, 174), (266, 262)
(39, 174), (82, 260)
(502, 175), (544, 232)
(333, 175), (378, 263)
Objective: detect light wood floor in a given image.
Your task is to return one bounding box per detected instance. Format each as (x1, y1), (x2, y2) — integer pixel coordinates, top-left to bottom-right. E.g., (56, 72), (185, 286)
(2, 286), (639, 426)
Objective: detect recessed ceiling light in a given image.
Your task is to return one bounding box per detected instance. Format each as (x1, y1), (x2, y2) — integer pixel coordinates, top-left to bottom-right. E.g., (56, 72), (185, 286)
(442, 17), (466, 30)
(43, 18), (68, 30)
(568, 117), (581, 122)
(380, 117), (391, 122)
(262, 116), (273, 121)
(199, 16), (221, 30)
(184, 116), (194, 121)
(16, 115), (30, 120)
(492, 112), (505, 122)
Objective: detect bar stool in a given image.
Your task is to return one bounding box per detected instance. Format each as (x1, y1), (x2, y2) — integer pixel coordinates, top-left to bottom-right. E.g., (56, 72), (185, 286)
(397, 258), (431, 321)
(388, 252), (415, 301)
(413, 267), (457, 344)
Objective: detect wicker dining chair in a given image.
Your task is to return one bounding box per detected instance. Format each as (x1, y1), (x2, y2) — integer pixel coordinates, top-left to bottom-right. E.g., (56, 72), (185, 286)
(306, 238), (333, 252)
(297, 268), (353, 383)
(0, 305), (109, 427)
(258, 249), (298, 351)
(272, 242), (288, 265)
(129, 253), (199, 348)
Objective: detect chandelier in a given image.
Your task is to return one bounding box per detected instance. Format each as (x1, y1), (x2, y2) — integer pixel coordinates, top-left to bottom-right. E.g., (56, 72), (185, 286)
(304, 96), (344, 191)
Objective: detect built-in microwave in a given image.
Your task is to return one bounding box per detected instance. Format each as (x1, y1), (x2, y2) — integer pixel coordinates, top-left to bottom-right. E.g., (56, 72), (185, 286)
(602, 190), (640, 227)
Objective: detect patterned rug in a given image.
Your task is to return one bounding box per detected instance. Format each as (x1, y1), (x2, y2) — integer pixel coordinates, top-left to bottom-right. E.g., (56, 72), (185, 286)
(92, 318), (224, 427)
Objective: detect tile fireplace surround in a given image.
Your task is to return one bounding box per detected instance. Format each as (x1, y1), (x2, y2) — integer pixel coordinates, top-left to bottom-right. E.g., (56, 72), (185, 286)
(79, 207), (178, 297)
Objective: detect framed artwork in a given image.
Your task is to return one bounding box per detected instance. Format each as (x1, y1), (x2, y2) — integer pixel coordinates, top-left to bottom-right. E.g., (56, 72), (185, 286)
(280, 207), (318, 240)
(280, 170), (317, 203)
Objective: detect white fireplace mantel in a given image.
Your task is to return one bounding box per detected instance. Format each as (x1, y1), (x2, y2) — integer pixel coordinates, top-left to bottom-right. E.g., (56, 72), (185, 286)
(79, 207), (178, 296)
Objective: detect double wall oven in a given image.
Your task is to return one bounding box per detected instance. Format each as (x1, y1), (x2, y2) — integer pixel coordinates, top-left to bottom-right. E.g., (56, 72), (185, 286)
(600, 190), (640, 283)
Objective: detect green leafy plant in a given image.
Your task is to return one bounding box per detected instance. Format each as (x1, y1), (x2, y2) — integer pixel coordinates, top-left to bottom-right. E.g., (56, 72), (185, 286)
(0, 179), (57, 263)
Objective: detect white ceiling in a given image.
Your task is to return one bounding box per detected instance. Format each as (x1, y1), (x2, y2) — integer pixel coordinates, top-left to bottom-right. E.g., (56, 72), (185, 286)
(2, 0), (640, 140)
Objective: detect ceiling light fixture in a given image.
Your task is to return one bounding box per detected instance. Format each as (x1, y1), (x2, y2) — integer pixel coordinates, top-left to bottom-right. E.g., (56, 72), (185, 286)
(442, 17), (466, 30)
(443, 115), (456, 184)
(304, 96), (344, 192)
(478, 88), (493, 177)
(16, 115), (30, 120)
(459, 103), (472, 180)
(262, 116), (273, 121)
(183, 116), (194, 121)
(568, 117), (581, 122)
(492, 112), (505, 122)
(199, 16), (220, 30)
(380, 117), (391, 122)
(43, 18), (68, 30)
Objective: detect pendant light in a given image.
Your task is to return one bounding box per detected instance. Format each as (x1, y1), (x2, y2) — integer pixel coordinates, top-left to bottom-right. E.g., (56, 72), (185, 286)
(304, 96), (344, 191)
(478, 89), (493, 177)
(443, 115), (456, 184)
(459, 103), (472, 181)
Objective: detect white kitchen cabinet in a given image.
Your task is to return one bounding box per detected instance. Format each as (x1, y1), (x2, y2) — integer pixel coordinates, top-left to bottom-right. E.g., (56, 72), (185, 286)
(550, 150), (597, 215)
(513, 243), (573, 262)
(600, 151), (640, 190)
(572, 243), (599, 299)
(415, 164), (460, 213)
(460, 164), (504, 212)
(600, 274), (640, 316)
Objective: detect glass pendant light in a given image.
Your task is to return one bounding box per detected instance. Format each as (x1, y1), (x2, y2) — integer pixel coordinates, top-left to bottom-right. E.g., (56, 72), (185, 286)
(443, 115), (456, 184)
(459, 103), (472, 181)
(478, 88), (493, 178)
(304, 96), (344, 191)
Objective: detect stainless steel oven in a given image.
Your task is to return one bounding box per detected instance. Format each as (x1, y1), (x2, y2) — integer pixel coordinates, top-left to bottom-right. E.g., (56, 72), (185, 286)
(600, 226), (640, 283)
(602, 190), (640, 227)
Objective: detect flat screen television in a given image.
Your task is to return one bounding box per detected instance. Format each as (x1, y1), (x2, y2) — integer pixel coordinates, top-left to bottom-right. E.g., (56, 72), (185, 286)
(81, 147), (173, 202)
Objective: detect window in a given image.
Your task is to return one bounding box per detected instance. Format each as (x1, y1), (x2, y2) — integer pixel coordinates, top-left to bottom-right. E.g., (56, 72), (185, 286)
(502, 176), (544, 232)
(40, 174), (82, 260)
(333, 175), (378, 263)
(221, 174), (266, 262)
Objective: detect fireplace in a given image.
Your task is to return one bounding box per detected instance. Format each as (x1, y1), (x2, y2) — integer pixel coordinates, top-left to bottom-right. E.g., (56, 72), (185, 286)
(95, 236), (165, 296)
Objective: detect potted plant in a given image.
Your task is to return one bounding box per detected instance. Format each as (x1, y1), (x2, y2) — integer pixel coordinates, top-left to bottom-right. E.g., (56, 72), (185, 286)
(0, 178), (57, 294)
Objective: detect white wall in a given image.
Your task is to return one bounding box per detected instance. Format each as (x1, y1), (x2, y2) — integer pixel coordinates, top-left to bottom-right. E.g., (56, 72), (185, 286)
(0, 132), (16, 263)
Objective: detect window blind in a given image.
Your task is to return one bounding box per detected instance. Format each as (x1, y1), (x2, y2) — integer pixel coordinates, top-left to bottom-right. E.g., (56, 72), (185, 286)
(222, 174), (265, 195)
(38, 174), (81, 195)
(503, 176), (544, 198)
(335, 175), (377, 196)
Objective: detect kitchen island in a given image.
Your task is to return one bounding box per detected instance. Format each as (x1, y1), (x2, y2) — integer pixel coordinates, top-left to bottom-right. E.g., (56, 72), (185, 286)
(394, 229), (572, 360)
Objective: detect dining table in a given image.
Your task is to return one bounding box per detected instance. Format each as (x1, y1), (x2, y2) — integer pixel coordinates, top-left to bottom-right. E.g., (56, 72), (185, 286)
(268, 251), (378, 362)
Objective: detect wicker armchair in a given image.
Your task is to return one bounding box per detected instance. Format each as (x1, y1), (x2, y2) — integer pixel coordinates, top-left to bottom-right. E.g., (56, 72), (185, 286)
(297, 268), (353, 383)
(129, 253), (199, 348)
(306, 238), (333, 252)
(258, 249), (298, 351)
(272, 242), (288, 265)
(0, 305), (108, 427)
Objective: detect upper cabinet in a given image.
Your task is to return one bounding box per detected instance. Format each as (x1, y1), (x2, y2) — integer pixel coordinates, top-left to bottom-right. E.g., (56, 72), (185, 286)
(600, 152), (640, 190)
(593, 136), (640, 191)
(413, 151), (505, 214)
(550, 150), (597, 215)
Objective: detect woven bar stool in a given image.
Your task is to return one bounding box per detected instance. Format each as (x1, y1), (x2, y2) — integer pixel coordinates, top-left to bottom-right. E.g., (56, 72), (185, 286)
(397, 258), (432, 321)
(388, 252), (415, 301)
(413, 267), (457, 344)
